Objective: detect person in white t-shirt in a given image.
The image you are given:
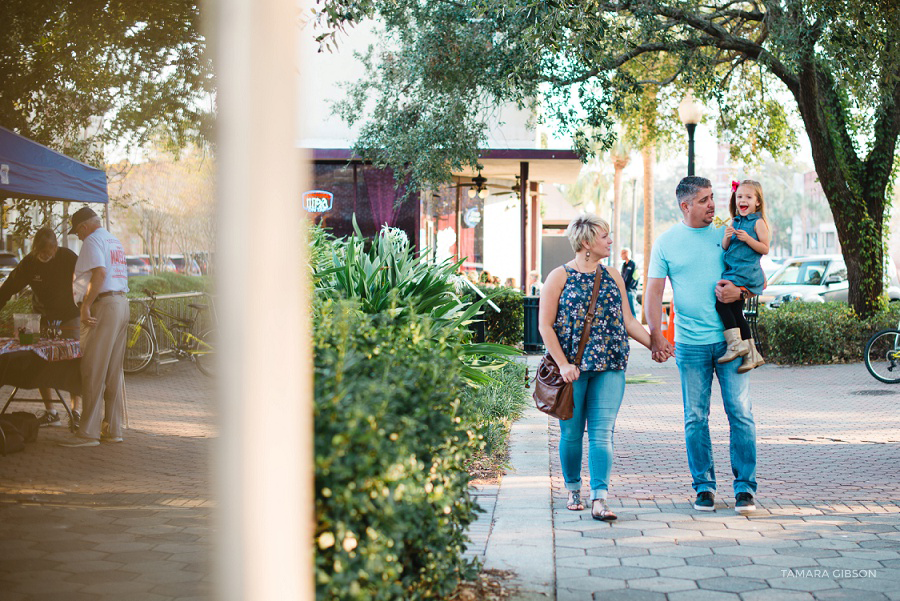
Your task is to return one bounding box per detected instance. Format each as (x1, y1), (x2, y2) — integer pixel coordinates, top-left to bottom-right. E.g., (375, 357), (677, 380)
(60, 207), (130, 447)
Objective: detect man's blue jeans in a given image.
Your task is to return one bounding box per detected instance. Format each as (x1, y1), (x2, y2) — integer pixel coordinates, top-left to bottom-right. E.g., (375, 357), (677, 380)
(675, 342), (757, 496)
(559, 370), (626, 501)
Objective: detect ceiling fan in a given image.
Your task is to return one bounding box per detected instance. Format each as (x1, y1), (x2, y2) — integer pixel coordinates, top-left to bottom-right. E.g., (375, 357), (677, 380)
(441, 170), (513, 199)
(494, 175), (548, 198)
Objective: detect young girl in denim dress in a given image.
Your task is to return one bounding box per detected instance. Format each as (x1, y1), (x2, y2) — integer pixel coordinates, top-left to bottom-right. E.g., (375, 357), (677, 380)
(716, 180), (770, 373)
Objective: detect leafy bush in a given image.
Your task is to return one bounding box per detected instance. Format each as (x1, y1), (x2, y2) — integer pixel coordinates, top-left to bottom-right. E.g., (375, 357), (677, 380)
(311, 223), (520, 384)
(128, 273), (210, 296)
(462, 361), (529, 456)
(313, 222), (463, 316)
(469, 286), (524, 347)
(758, 301), (900, 364)
(314, 301), (481, 600)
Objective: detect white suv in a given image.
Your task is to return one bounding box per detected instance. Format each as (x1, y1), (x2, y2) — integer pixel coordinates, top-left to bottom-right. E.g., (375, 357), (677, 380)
(759, 254), (900, 308)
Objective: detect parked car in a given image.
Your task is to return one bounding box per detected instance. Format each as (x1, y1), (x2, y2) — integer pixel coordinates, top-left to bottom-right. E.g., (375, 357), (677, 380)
(168, 254), (202, 276)
(761, 256), (786, 278)
(0, 252), (18, 284)
(139, 255), (177, 273)
(193, 253), (209, 275)
(759, 254), (900, 308)
(126, 255), (152, 276)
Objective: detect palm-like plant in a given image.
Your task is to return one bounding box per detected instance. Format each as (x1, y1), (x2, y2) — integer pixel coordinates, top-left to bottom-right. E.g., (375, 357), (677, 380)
(310, 219), (520, 384)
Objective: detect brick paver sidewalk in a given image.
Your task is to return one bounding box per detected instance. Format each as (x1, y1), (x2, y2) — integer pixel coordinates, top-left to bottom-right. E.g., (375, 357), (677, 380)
(598, 347), (900, 502)
(478, 349), (900, 601)
(0, 361), (213, 601)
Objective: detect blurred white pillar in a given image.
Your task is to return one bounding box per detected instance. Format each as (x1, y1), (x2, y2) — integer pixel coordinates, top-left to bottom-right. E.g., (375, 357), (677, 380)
(213, 0), (312, 598)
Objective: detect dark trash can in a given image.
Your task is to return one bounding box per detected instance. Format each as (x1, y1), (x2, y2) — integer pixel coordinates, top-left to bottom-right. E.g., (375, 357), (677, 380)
(470, 317), (485, 344)
(524, 295), (544, 354)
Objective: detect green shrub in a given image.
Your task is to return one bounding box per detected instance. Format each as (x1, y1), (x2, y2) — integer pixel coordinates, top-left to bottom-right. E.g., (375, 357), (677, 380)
(758, 301), (900, 364)
(464, 286), (524, 347)
(462, 361), (529, 455)
(314, 301), (481, 600)
(128, 273), (210, 296)
(312, 222), (463, 316)
(311, 223), (520, 384)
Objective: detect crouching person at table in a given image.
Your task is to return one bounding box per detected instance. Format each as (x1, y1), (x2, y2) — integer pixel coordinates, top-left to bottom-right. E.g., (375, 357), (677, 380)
(0, 227), (82, 426)
(60, 208), (129, 447)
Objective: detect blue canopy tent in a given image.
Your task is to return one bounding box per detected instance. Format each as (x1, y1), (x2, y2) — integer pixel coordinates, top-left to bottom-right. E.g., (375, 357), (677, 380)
(0, 126), (108, 204)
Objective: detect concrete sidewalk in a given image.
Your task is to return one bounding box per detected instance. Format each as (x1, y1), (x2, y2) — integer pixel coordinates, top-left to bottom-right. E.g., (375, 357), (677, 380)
(477, 348), (900, 601)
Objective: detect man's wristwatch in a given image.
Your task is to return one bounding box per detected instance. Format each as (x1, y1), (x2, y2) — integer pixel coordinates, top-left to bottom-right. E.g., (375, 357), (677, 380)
(740, 287), (750, 300)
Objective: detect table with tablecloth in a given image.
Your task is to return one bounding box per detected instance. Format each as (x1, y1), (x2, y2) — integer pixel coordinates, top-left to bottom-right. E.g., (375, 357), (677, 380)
(0, 337), (82, 431)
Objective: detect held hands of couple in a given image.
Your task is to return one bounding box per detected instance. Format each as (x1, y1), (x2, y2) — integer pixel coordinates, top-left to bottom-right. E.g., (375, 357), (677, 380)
(650, 330), (674, 363)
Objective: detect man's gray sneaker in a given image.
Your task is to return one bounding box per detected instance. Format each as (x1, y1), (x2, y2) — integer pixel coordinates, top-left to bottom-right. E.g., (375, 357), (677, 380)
(693, 491), (715, 511)
(735, 492), (756, 513)
(36, 411), (62, 427)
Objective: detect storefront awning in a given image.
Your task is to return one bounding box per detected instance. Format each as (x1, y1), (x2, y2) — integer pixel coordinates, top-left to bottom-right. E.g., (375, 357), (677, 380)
(311, 148), (585, 186)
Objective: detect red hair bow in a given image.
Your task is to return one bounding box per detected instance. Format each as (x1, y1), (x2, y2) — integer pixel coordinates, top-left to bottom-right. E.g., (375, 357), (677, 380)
(731, 180), (740, 192)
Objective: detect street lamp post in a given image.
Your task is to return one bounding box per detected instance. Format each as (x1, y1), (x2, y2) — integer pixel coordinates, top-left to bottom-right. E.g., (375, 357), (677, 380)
(678, 91), (703, 177)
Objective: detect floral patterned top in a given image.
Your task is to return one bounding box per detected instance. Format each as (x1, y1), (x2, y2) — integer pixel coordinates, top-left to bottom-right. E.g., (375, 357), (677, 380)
(552, 265), (629, 372)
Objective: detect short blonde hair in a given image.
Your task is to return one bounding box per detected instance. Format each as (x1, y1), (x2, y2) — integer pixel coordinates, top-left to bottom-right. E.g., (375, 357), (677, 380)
(566, 213), (609, 253)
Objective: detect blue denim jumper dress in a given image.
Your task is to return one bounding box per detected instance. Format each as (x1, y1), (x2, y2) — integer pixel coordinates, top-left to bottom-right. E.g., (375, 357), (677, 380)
(722, 213), (765, 294)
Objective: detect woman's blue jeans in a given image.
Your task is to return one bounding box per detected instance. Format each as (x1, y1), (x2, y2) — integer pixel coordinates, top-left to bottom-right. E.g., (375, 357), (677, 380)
(675, 342), (757, 496)
(558, 370), (626, 501)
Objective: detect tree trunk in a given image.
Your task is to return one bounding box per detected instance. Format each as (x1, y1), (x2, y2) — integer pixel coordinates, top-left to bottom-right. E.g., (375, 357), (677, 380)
(641, 142), (655, 324)
(791, 61), (896, 317)
(612, 156), (629, 264)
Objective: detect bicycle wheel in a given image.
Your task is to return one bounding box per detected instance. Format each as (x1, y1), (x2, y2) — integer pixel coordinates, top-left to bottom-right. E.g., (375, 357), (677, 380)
(864, 329), (900, 384)
(124, 322), (155, 373)
(193, 328), (215, 377)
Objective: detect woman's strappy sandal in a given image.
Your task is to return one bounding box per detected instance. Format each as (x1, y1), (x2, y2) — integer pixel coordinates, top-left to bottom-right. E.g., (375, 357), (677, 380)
(592, 499), (617, 521)
(566, 490), (585, 511)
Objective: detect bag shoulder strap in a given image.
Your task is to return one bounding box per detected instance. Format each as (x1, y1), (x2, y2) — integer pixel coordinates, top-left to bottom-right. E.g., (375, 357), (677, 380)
(573, 265), (604, 366)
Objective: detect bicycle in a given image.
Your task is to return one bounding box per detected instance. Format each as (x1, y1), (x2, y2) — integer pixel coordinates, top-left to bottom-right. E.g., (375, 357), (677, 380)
(864, 324), (900, 383)
(124, 289), (216, 377)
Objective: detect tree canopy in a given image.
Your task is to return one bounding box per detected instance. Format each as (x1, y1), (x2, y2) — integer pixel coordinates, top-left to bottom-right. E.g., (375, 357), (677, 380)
(319, 0), (900, 315)
(0, 0), (214, 165)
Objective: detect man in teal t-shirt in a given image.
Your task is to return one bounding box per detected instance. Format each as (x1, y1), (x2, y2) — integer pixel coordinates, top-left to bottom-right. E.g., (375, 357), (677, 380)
(646, 176), (758, 515)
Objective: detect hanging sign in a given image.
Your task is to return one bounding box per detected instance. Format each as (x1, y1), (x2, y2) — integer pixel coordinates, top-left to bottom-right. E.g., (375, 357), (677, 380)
(464, 207), (482, 228)
(303, 190), (333, 212)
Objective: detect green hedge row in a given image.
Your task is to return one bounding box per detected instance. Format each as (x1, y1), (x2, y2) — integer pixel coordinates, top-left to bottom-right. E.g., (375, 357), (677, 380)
(309, 224), (531, 598)
(127, 273), (211, 297)
(758, 302), (900, 364)
(314, 301), (480, 600)
(2, 273), (209, 334)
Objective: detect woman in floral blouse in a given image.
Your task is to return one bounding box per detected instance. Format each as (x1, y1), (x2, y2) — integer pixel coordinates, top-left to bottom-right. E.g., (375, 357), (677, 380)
(538, 214), (654, 520)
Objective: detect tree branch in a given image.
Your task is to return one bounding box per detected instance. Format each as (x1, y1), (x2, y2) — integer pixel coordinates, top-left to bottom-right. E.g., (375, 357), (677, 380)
(864, 78), (900, 206)
(634, 61), (686, 86)
(583, 3), (800, 94)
